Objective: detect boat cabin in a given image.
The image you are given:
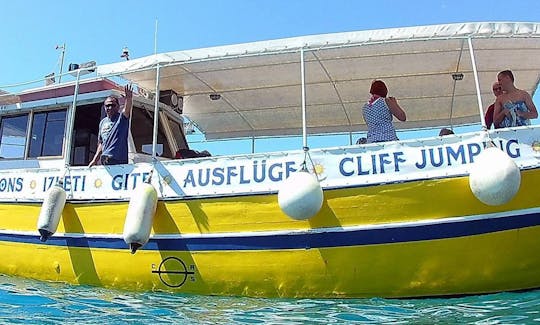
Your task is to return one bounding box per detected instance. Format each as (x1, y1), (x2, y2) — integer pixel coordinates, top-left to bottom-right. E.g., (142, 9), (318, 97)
(0, 78), (190, 169)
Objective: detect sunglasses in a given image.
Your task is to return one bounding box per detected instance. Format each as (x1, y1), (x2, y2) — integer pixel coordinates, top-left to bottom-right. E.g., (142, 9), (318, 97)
(104, 104), (117, 108)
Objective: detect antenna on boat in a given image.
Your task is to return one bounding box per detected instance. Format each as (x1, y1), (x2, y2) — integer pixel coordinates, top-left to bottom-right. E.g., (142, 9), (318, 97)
(56, 43), (66, 83)
(154, 19), (158, 55)
(121, 47), (130, 61)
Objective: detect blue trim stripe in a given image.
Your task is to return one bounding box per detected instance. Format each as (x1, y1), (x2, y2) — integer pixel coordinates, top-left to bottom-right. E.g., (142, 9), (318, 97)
(1, 212), (539, 251)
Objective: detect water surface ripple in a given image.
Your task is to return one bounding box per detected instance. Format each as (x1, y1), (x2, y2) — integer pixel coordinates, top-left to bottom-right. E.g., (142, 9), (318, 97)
(0, 275), (538, 324)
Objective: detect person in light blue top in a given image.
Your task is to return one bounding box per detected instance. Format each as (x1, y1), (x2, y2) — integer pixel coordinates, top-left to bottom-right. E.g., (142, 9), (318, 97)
(493, 70), (538, 128)
(362, 80), (407, 143)
(89, 84), (133, 166)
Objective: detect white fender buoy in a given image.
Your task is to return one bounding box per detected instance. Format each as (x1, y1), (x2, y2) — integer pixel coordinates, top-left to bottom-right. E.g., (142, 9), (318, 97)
(278, 170), (323, 220)
(469, 146), (521, 206)
(123, 181), (158, 254)
(37, 183), (67, 242)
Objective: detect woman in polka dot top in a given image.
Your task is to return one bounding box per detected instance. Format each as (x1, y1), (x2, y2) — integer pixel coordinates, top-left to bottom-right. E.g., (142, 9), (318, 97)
(362, 80), (407, 143)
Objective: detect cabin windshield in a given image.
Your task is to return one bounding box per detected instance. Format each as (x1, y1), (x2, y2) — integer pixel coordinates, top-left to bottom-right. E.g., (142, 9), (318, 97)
(131, 106), (174, 159)
(71, 101), (187, 165)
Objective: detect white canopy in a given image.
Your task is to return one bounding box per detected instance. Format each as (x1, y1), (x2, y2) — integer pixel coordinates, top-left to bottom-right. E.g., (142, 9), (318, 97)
(98, 22), (540, 140)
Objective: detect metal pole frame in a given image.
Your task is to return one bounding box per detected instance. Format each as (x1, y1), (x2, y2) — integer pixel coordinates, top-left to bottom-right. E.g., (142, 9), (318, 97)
(58, 43), (66, 84)
(300, 48), (308, 150)
(467, 37), (486, 129)
(64, 69), (81, 167)
(152, 64), (161, 159)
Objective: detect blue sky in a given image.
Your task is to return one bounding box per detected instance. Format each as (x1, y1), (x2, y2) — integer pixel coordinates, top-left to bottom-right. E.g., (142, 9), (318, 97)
(1, 0), (539, 153)
(1, 0), (539, 87)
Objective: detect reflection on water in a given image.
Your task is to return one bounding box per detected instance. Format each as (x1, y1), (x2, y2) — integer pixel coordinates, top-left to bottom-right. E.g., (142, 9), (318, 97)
(0, 275), (538, 324)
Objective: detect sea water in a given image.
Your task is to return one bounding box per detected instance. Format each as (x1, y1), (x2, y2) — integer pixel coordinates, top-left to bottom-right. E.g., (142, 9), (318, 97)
(0, 275), (538, 324)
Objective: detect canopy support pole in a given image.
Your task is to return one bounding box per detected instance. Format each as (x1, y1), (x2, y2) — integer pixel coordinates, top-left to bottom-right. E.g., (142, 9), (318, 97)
(467, 37), (486, 129)
(64, 69), (81, 168)
(152, 64), (161, 159)
(300, 48), (308, 151)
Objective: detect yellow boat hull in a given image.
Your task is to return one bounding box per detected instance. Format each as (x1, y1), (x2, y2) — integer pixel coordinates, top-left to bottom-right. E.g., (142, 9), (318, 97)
(0, 171), (539, 298)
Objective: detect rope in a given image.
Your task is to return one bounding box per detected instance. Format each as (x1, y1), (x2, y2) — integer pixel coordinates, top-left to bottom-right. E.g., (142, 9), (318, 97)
(301, 146), (321, 182)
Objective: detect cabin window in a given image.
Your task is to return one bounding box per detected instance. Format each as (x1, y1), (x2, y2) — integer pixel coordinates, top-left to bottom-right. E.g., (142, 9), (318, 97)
(131, 106), (174, 158)
(29, 109), (67, 157)
(70, 103), (101, 166)
(0, 114), (29, 159)
(168, 116), (189, 150)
